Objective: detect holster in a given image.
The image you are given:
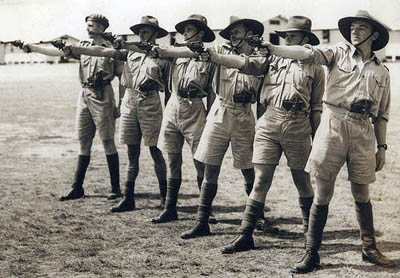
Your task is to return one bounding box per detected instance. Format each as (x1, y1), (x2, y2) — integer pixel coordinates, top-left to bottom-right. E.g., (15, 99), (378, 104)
(350, 99), (372, 115)
(282, 97), (305, 112)
(138, 79), (159, 92)
(178, 87), (200, 98)
(233, 90), (256, 104)
(83, 72), (110, 100)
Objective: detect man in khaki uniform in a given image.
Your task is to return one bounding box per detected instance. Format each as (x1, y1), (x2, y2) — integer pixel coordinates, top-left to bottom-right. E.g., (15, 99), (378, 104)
(151, 14), (217, 224)
(181, 17), (265, 239)
(261, 10), (394, 273)
(210, 16), (325, 254)
(63, 16), (170, 212)
(22, 14), (122, 201)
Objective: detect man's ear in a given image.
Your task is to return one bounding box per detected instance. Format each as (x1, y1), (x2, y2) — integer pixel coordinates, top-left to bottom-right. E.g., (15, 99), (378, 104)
(199, 30), (205, 39)
(372, 31), (380, 41)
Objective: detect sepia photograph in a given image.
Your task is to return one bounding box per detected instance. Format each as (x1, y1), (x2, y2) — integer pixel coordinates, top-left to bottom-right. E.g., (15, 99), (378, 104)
(1, 0), (399, 277)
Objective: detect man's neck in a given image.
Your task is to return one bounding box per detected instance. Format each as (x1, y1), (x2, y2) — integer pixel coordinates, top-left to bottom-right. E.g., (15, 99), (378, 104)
(355, 44), (373, 62)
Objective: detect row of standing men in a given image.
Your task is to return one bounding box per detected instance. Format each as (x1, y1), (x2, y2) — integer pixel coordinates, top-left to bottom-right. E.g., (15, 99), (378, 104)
(21, 10), (393, 273)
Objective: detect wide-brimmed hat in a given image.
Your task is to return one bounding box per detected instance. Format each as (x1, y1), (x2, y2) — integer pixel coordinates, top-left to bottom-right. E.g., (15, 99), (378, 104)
(219, 16), (264, 40)
(85, 14), (109, 30)
(275, 16), (319, 45)
(130, 15), (169, 38)
(338, 10), (389, 51)
(175, 14), (215, 42)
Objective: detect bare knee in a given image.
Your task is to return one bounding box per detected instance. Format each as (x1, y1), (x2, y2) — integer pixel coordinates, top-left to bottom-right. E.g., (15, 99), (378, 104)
(102, 139), (117, 155)
(204, 164), (221, 184)
(291, 169), (314, 198)
(351, 182), (370, 203)
(149, 146), (165, 164)
(241, 168), (255, 184)
(314, 177), (335, 205)
(193, 159), (205, 178)
(79, 138), (93, 156)
(168, 153), (182, 179)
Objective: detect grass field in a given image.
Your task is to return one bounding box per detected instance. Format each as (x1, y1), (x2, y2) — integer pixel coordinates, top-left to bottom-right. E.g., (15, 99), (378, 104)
(0, 63), (399, 277)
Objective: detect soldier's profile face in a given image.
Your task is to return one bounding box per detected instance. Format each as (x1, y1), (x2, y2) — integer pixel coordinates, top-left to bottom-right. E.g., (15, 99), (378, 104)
(183, 24), (200, 41)
(86, 20), (105, 38)
(138, 26), (157, 42)
(350, 20), (374, 45)
(285, 31), (306, 46)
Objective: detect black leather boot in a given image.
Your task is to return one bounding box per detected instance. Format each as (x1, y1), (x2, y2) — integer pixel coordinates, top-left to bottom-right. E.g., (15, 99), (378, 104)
(60, 155), (89, 201)
(111, 181), (135, 213)
(180, 221), (210, 239)
(292, 204), (328, 274)
(106, 153), (122, 200)
(152, 178), (181, 223)
(356, 201), (394, 266)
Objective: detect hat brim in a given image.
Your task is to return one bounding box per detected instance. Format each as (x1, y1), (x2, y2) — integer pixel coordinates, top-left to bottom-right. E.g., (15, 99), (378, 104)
(219, 19), (264, 40)
(129, 23), (169, 38)
(338, 16), (389, 51)
(175, 19), (215, 42)
(275, 29), (320, 45)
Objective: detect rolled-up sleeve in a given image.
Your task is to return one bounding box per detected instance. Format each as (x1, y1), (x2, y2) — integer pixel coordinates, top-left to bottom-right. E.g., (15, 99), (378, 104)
(310, 65), (325, 112)
(240, 55), (269, 76)
(376, 74), (391, 122)
(304, 44), (335, 67)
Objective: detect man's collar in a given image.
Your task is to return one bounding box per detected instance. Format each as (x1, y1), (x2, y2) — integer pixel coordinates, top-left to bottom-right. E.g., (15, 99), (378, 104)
(348, 42), (380, 65)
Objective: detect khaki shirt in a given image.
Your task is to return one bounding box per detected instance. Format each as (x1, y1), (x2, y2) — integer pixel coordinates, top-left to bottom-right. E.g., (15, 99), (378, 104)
(307, 42), (390, 121)
(214, 45), (264, 105)
(242, 55), (325, 113)
(117, 50), (169, 91)
(71, 40), (118, 86)
(169, 57), (215, 98)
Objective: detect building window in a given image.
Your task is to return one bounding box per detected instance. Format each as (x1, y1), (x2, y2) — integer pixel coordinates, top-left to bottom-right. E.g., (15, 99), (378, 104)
(322, 30), (330, 43)
(269, 20), (280, 25)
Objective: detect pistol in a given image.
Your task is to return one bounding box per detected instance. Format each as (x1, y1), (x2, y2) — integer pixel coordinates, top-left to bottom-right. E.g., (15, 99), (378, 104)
(231, 35), (270, 54)
(174, 41), (206, 55)
(0, 40), (24, 48)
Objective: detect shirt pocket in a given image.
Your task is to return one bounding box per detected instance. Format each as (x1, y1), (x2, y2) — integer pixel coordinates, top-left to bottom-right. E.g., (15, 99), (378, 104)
(368, 73), (386, 104)
(293, 67), (313, 94)
(332, 59), (354, 88)
(126, 55), (142, 76)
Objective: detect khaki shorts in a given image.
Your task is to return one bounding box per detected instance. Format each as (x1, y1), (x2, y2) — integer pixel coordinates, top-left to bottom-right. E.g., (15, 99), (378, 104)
(305, 104), (376, 184)
(158, 95), (206, 155)
(252, 106), (312, 170)
(76, 86), (115, 141)
(194, 98), (255, 169)
(119, 89), (162, 146)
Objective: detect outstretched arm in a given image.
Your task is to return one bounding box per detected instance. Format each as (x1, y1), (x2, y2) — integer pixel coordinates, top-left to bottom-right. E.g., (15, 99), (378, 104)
(266, 43), (312, 61)
(155, 46), (197, 58)
(68, 45), (122, 59)
(24, 43), (64, 56)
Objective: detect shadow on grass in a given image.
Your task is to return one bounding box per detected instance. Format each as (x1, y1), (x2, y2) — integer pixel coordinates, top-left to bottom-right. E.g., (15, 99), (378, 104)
(321, 257), (400, 273)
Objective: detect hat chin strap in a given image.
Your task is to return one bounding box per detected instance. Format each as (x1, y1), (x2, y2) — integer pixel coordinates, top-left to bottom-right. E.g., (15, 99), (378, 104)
(352, 32), (375, 48)
(185, 29), (202, 42)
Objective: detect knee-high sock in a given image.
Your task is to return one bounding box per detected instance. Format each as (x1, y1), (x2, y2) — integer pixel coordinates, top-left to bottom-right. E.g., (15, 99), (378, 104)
(239, 199), (265, 236)
(299, 197), (314, 234)
(306, 204), (329, 252)
(196, 183), (218, 223)
(355, 201), (376, 250)
(164, 178), (182, 211)
(106, 153), (120, 190)
(73, 155), (90, 188)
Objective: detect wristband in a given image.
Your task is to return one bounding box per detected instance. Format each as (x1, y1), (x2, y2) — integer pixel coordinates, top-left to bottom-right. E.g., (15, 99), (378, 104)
(377, 144), (387, 150)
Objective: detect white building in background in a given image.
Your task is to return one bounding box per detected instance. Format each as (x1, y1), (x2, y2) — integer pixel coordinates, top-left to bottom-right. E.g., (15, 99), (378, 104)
(0, 34), (79, 65)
